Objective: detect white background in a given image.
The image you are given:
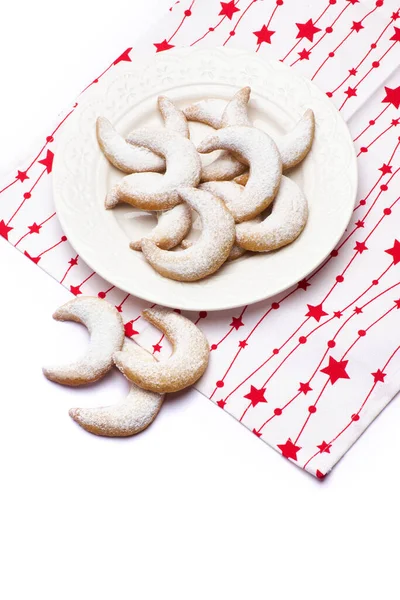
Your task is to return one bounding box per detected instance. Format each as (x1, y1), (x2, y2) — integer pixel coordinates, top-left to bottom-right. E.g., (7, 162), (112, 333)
(1, 2), (400, 598)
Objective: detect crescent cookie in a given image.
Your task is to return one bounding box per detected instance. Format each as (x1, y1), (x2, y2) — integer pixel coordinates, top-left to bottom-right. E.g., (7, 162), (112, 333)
(201, 87), (250, 183)
(220, 87), (251, 129)
(235, 176), (308, 252)
(113, 307), (210, 393)
(96, 97), (188, 174)
(183, 98), (227, 129)
(69, 342), (164, 437)
(198, 126), (282, 222)
(157, 95), (190, 139)
(43, 297), (125, 386)
(130, 203), (192, 251)
(141, 187), (236, 282)
(232, 110), (315, 184)
(277, 109), (315, 171)
(105, 129), (201, 211)
(96, 117), (165, 174)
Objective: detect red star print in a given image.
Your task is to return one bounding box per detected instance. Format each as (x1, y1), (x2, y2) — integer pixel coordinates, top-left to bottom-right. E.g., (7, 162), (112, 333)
(113, 48), (132, 65)
(372, 369), (386, 383)
(69, 257), (78, 266)
(349, 68), (357, 76)
(24, 251), (40, 264)
(277, 438), (301, 461)
(296, 19), (321, 42)
(38, 150), (54, 174)
(239, 340), (248, 348)
(382, 86), (400, 109)
(298, 279), (310, 290)
(70, 285), (82, 296)
(230, 316), (244, 330)
(345, 87), (357, 98)
(392, 119), (400, 126)
(298, 48), (311, 60)
(321, 356), (350, 384)
(124, 321), (138, 337)
(354, 241), (368, 253)
(154, 40), (175, 52)
(153, 343), (162, 353)
(334, 310), (343, 318)
(0, 220), (13, 240)
(379, 164), (392, 175)
(299, 382), (312, 394)
(244, 385), (267, 407)
(16, 170), (29, 182)
(253, 25), (275, 45)
(115, 305), (122, 313)
(392, 10), (400, 20)
(317, 441), (332, 454)
(385, 240), (400, 264)
(354, 306), (363, 314)
(351, 21), (364, 32)
(355, 220), (364, 228)
(219, 1), (240, 19)
(395, 299), (400, 308)
(28, 223), (41, 234)
(390, 26), (400, 42)
(252, 429), (262, 438)
(306, 303), (328, 322)
(217, 399), (226, 409)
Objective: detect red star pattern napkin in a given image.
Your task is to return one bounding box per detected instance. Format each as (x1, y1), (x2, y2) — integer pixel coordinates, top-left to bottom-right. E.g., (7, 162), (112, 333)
(1, 0), (400, 477)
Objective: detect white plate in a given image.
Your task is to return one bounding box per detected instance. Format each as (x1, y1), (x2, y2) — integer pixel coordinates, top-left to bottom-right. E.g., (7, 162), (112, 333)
(53, 47), (357, 312)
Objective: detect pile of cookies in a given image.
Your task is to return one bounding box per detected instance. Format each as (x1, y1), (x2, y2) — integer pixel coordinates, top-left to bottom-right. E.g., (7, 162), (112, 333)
(97, 87), (315, 282)
(43, 297), (210, 437)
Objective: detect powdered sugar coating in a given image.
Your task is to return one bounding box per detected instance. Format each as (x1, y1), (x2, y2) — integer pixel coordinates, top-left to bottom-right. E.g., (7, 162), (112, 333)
(232, 110), (315, 180)
(221, 87), (251, 128)
(199, 87), (251, 183)
(201, 154), (247, 183)
(180, 237), (247, 262)
(236, 175), (308, 252)
(43, 297), (125, 386)
(200, 180), (244, 212)
(276, 109), (315, 171)
(157, 95), (190, 139)
(198, 126), (282, 222)
(129, 203), (192, 251)
(141, 187), (235, 281)
(227, 244), (247, 261)
(96, 117), (165, 174)
(105, 129), (201, 210)
(113, 307), (210, 393)
(69, 342), (164, 437)
(183, 98), (226, 129)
